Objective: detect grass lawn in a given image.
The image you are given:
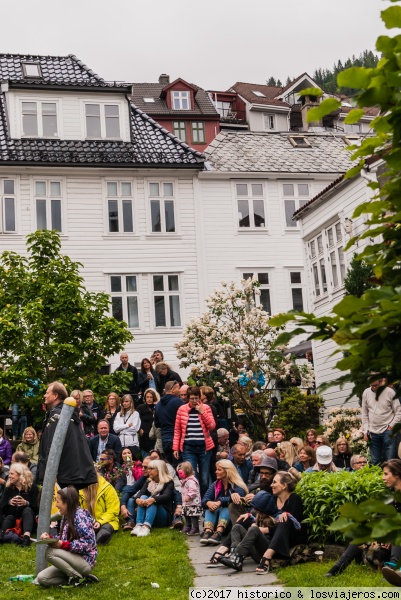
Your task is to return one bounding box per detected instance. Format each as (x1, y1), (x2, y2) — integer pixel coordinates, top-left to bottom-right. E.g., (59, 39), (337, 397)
(0, 529), (194, 599)
(276, 561), (392, 587)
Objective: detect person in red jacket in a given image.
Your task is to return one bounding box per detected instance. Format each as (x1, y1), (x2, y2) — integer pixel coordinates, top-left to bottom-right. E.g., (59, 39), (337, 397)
(173, 386), (216, 497)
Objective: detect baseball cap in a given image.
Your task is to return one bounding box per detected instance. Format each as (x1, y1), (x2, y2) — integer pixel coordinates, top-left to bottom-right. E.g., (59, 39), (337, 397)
(316, 445), (333, 465)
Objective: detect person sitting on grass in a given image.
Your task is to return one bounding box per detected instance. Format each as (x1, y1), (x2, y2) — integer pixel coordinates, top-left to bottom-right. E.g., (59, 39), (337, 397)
(201, 459), (248, 546)
(0, 462), (39, 546)
(131, 459), (175, 537)
(36, 486), (98, 587)
(120, 454), (152, 531)
(96, 449), (120, 487)
(16, 427), (40, 466)
(79, 473), (120, 545)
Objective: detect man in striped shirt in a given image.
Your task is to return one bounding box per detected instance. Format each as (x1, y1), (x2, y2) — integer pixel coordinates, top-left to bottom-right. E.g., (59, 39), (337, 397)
(173, 386), (216, 497)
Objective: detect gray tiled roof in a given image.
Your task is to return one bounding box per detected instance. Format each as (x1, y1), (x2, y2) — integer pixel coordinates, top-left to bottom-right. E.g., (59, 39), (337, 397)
(0, 53), (129, 88)
(131, 82), (218, 116)
(205, 131), (355, 173)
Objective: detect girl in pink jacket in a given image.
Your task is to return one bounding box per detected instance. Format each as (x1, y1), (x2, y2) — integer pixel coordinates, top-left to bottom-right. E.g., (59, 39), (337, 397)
(178, 462), (202, 536)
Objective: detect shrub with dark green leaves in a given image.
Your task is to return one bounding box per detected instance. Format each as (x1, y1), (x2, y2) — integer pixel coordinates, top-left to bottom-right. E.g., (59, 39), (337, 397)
(296, 466), (385, 544)
(270, 388), (324, 438)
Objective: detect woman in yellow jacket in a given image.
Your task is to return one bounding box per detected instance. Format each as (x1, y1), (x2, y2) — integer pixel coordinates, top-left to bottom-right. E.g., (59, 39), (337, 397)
(80, 474), (120, 545)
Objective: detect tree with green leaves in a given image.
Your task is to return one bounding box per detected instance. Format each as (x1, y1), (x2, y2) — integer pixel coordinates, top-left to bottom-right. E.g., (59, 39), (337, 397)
(0, 230), (133, 416)
(343, 253), (374, 298)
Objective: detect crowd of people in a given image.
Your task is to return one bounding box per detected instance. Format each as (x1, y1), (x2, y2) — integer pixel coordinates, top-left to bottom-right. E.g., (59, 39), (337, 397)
(0, 359), (400, 587)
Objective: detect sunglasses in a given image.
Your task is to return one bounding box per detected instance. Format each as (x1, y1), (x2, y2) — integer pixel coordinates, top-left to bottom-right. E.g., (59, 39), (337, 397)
(315, 441), (324, 445)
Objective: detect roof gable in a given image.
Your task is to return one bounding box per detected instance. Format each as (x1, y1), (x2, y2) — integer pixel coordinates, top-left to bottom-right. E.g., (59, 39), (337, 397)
(160, 77), (198, 97)
(276, 73), (321, 99)
(230, 81), (289, 108)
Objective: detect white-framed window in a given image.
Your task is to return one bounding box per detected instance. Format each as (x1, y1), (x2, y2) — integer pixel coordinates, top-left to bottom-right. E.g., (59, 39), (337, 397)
(344, 123), (361, 134)
(106, 181), (134, 234)
(173, 121), (186, 142)
(263, 114), (276, 130)
(171, 91), (191, 110)
(191, 122), (205, 144)
(21, 101), (58, 137)
(152, 274), (181, 327)
(149, 182), (175, 233)
(0, 179), (17, 233)
(242, 271), (272, 314)
(282, 183), (310, 227)
(110, 275), (139, 329)
(308, 221), (346, 299)
(85, 103), (120, 139)
(289, 271), (304, 311)
(34, 180), (63, 232)
(236, 183), (266, 229)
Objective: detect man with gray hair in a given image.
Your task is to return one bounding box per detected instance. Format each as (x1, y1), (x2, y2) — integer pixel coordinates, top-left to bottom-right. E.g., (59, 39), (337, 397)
(37, 382), (97, 489)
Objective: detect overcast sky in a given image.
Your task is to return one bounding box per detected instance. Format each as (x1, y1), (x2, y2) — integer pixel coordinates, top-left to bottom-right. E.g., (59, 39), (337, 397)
(2, 0), (387, 90)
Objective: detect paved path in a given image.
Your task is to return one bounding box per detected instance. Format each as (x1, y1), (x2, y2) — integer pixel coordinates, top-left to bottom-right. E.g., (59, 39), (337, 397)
(186, 536), (281, 588)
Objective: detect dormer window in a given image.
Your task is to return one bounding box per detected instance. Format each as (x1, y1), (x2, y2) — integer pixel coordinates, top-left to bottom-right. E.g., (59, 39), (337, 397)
(253, 90), (265, 97)
(21, 101), (58, 137)
(85, 103), (120, 139)
(22, 62), (42, 78)
(171, 91), (190, 110)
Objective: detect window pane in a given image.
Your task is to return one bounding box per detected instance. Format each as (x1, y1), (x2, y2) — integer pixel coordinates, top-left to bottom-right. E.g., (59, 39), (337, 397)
(43, 112), (57, 137)
(150, 200), (161, 232)
(153, 275), (164, 291)
(313, 263), (320, 296)
(331, 251), (338, 287)
(126, 276), (137, 292)
(169, 296), (181, 327)
(283, 184), (294, 196)
(42, 103), (56, 115)
(284, 199), (296, 227)
(51, 199), (62, 232)
(107, 182), (118, 196)
(86, 115), (101, 137)
(121, 182), (132, 196)
(86, 104), (100, 116)
(299, 199), (309, 208)
(290, 272), (301, 284)
(327, 227), (334, 247)
(22, 101), (37, 113)
(292, 288), (304, 311)
(163, 183), (173, 197)
(105, 105), (119, 117)
(111, 297), (123, 321)
(165, 200), (175, 232)
(4, 198), (15, 231)
(243, 272), (254, 280)
(236, 184), (248, 196)
(251, 184), (263, 196)
(154, 296), (166, 326)
(320, 258), (327, 293)
(149, 183), (159, 197)
(317, 235), (323, 254)
(168, 275), (179, 291)
(122, 200), (133, 233)
(36, 199), (47, 229)
(310, 240), (316, 258)
(338, 247), (346, 282)
(110, 276), (121, 292)
(127, 296), (139, 328)
(50, 182), (61, 196)
(258, 273), (269, 285)
(4, 180), (14, 194)
(108, 199), (119, 233)
(298, 184), (309, 196)
(238, 199), (250, 227)
(173, 122), (186, 142)
(260, 289), (271, 313)
(253, 200), (265, 227)
(105, 115), (120, 138)
(35, 181), (46, 195)
(23, 114), (38, 136)
(335, 222), (342, 241)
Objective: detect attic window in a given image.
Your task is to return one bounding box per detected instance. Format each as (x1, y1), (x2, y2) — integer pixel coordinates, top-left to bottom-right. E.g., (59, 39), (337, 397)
(143, 97), (155, 103)
(343, 135), (360, 146)
(288, 135), (312, 148)
(22, 63), (42, 78)
(252, 90), (265, 97)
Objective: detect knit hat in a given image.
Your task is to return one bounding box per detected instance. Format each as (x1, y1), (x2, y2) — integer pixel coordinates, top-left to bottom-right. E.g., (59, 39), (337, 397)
(253, 456), (278, 472)
(316, 445), (333, 465)
(250, 491), (277, 515)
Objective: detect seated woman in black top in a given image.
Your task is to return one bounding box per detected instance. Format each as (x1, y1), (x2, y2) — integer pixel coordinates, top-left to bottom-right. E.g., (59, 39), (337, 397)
(256, 470), (305, 574)
(0, 463), (39, 546)
(333, 437), (352, 470)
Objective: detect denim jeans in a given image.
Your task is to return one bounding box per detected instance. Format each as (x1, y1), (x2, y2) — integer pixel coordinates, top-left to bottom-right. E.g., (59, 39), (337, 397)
(370, 430), (396, 465)
(136, 495), (170, 528)
(182, 445), (212, 498)
(127, 496), (137, 522)
(203, 506), (229, 529)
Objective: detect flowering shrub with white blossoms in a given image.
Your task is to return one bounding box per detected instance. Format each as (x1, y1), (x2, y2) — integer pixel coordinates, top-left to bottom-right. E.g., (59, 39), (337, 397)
(322, 406), (367, 455)
(176, 278), (313, 437)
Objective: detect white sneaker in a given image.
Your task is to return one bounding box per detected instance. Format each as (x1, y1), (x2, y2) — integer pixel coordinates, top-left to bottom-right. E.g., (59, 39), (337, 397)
(137, 526), (151, 537)
(131, 524), (143, 536)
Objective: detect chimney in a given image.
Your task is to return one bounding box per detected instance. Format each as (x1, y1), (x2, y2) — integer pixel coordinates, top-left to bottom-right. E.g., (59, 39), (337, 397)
(159, 74), (170, 86)
(301, 94), (321, 131)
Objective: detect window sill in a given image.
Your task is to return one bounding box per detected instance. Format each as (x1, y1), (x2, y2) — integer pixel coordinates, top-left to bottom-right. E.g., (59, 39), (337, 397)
(145, 233), (182, 240)
(102, 234), (140, 239)
(237, 228), (269, 234)
(85, 137), (123, 142)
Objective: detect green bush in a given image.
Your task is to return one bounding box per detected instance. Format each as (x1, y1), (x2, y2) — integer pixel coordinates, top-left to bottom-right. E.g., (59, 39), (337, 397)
(270, 388), (324, 438)
(297, 466), (385, 544)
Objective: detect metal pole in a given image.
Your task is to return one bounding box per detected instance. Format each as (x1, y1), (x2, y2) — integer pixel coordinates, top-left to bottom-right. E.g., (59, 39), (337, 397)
(36, 397), (76, 575)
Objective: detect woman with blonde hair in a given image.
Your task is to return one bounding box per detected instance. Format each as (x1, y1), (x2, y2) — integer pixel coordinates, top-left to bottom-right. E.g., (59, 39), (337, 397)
(16, 427), (40, 465)
(333, 437), (353, 470)
(132, 459), (175, 537)
(238, 435), (253, 459)
(103, 392), (120, 435)
(289, 437), (304, 458)
(279, 441), (297, 467)
(113, 394), (141, 458)
(0, 462), (39, 546)
(200, 459), (248, 546)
